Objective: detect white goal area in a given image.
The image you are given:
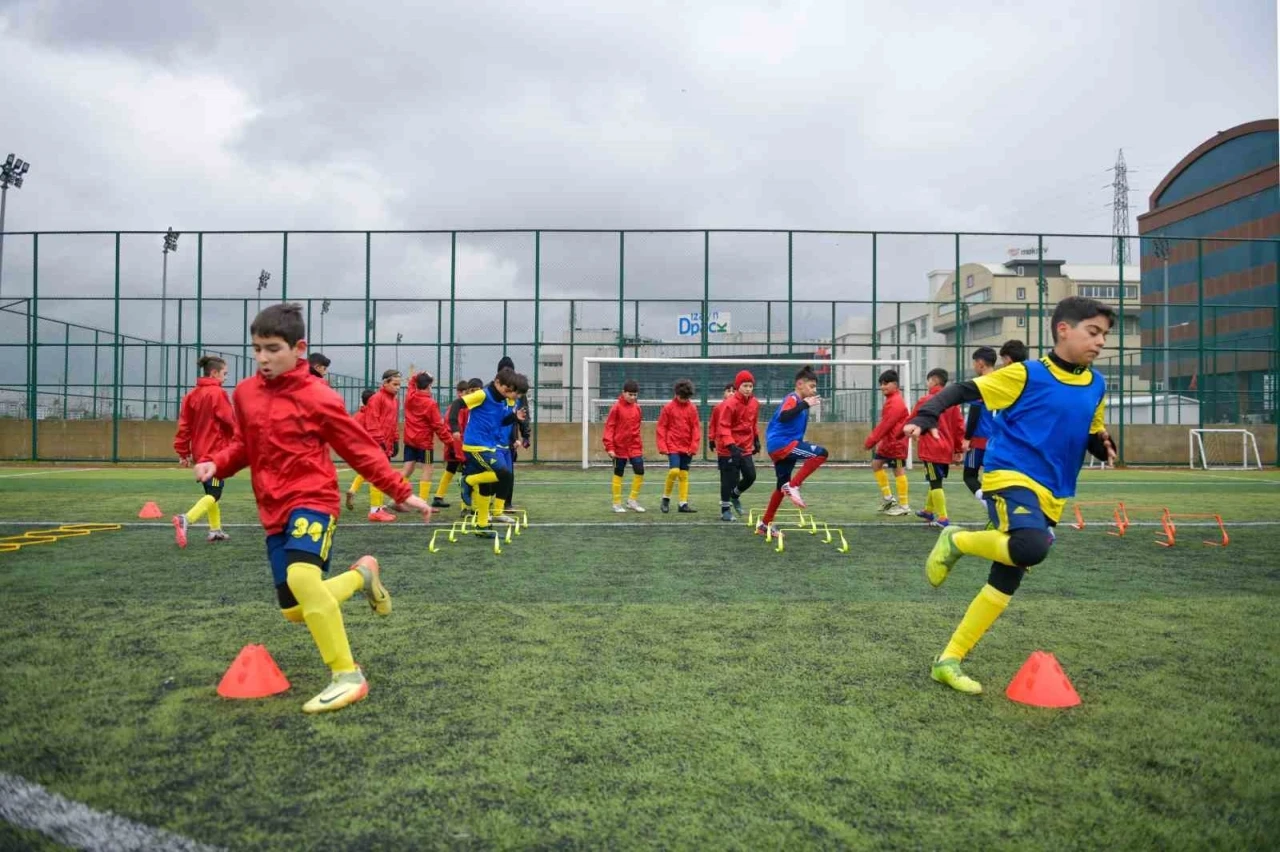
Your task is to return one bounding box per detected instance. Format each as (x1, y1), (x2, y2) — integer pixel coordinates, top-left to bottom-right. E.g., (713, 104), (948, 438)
(1189, 429), (1263, 470)
(579, 357), (912, 469)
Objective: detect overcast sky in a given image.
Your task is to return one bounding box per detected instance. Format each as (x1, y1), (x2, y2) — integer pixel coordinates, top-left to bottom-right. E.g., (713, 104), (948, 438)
(0, 0), (1275, 387)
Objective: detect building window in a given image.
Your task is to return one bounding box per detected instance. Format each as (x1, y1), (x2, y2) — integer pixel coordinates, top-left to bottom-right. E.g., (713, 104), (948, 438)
(965, 274), (974, 289)
(1077, 284), (1140, 300)
(1016, 265), (1024, 276)
(1017, 316), (1026, 327)
(1016, 287), (1026, 300)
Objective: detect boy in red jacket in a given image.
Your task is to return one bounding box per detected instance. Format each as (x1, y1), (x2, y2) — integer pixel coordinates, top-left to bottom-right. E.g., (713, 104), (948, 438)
(715, 370), (760, 522)
(707, 383), (733, 454)
(172, 355), (237, 547)
(432, 380), (472, 510)
(656, 379), (701, 514)
(603, 379), (645, 513)
(403, 371), (455, 501)
(194, 304), (433, 714)
(908, 368), (964, 528)
(864, 369), (912, 517)
(351, 369), (403, 522)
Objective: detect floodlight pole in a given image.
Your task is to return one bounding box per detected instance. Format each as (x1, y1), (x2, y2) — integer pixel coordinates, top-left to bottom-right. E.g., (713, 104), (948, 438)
(0, 153), (34, 302)
(161, 228), (180, 416)
(321, 298), (331, 351)
(257, 270), (270, 314)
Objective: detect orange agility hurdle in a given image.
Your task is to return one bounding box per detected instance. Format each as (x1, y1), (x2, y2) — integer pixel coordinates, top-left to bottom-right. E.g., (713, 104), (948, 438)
(1159, 512), (1229, 548)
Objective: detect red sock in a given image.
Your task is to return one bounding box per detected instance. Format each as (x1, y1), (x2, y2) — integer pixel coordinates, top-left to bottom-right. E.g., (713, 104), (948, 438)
(790, 455), (827, 487)
(762, 489), (785, 524)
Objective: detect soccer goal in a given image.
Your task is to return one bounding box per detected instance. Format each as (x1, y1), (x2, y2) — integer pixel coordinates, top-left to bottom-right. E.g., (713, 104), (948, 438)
(1189, 428), (1263, 470)
(579, 357), (912, 469)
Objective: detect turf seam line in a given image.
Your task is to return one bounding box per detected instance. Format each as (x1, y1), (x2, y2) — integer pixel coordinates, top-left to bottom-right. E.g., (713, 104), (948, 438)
(1, 520), (1271, 529)
(0, 772), (226, 852)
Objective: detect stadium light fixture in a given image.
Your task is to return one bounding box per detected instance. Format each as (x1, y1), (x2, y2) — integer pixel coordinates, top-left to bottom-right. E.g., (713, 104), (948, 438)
(0, 152), (34, 301)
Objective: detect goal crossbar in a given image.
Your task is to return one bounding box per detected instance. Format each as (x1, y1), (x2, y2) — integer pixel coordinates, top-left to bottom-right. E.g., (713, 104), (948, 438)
(580, 357), (912, 469)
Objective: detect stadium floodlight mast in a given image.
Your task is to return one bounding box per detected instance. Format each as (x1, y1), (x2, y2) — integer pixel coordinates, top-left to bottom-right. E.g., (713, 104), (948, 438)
(160, 228), (180, 414)
(256, 269), (270, 313)
(395, 332), (403, 373)
(578, 356), (913, 469)
(0, 153), (33, 301)
(320, 298), (331, 350)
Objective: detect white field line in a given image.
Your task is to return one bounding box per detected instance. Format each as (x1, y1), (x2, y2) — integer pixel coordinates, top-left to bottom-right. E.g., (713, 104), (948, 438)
(0, 772), (225, 852)
(1, 519), (1273, 530)
(0, 468), (99, 478)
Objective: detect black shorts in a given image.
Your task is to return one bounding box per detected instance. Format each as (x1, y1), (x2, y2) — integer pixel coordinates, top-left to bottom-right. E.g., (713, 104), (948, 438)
(872, 452), (904, 469)
(202, 477), (224, 500)
(403, 444), (428, 464)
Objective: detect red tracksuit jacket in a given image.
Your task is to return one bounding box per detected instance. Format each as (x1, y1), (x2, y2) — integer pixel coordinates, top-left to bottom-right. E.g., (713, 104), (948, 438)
(404, 382), (454, 452)
(208, 359), (411, 535)
(364, 386), (400, 453)
(864, 389), (910, 459)
(715, 391), (760, 457)
(174, 377), (236, 461)
(910, 385), (964, 464)
(656, 398), (701, 455)
(603, 395), (644, 459)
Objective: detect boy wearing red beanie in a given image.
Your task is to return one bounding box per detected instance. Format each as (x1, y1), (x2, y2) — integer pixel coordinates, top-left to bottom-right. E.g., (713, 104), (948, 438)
(714, 370), (760, 522)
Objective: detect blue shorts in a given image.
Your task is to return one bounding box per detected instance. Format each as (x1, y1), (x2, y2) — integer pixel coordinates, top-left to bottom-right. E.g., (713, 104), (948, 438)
(985, 487), (1048, 533)
(403, 444), (428, 464)
(463, 448), (510, 479)
(773, 442), (827, 487)
(668, 453), (692, 470)
(964, 448), (985, 472)
(922, 462), (950, 485)
(201, 476), (224, 500)
(872, 452), (904, 469)
(266, 507), (337, 607)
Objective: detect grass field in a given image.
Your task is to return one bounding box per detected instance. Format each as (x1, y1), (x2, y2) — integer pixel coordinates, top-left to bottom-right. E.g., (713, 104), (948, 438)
(1, 463), (1279, 850)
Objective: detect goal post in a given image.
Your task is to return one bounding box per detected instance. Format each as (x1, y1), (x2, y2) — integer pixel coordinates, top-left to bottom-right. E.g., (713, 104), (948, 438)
(1189, 428), (1263, 470)
(580, 357), (912, 469)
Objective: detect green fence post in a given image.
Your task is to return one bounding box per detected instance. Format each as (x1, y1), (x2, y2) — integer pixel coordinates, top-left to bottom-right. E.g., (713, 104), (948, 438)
(143, 341), (149, 422)
(617, 231), (625, 357)
(1273, 245), (1279, 464)
(196, 234), (203, 363)
(366, 232), (374, 385)
(1118, 253), (1126, 463)
(112, 233), (121, 463)
(871, 232), (879, 423)
(1037, 234), (1045, 357)
(633, 299), (639, 357)
(92, 330), (99, 418)
(502, 300), (508, 351)
(787, 231), (794, 353)
(435, 300), (443, 401)
(1197, 239), (1205, 430)
(532, 230), (541, 459)
(281, 231), (289, 301)
(568, 298), (575, 424)
(241, 299), (248, 381)
(177, 298), (185, 416)
(29, 234), (38, 459)
(62, 322), (69, 420)
(370, 299), (378, 375)
(766, 302), (772, 354)
(954, 233), (962, 379)
(700, 232), (710, 437)
(448, 231), (456, 391)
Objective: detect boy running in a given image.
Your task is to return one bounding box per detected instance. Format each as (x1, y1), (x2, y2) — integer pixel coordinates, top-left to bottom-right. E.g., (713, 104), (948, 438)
(462, 368), (529, 534)
(910, 368), (964, 528)
(715, 370), (760, 522)
(194, 303), (433, 714)
(173, 355), (237, 547)
(904, 297), (1117, 694)
(962, 348), (999, 500)
(864, 368), (912, 516)
(403, 371), (454, 500)
(603, 380), (645, 513)
(757, 366), (828, 536)
(346, 370), (402, 522)
(656, 379), (701, 514)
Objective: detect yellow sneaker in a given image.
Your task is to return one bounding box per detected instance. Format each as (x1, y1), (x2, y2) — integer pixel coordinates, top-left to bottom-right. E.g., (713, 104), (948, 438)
(349, 555), (391, 616)
(302, 668), (369, 714)
(925, 526), (963, 588)
(931, 657), (982, 695)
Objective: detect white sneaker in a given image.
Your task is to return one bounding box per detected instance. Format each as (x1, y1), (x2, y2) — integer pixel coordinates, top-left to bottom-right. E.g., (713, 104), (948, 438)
(626, 498), (646, 513)
(493, 514), (517, 524)
(612, 504), (627, 514)
(886, 503), (911, 516)
(206, 529), (230, 543)
(878, 496), (897, 513)
(781, 483), (806, 508)
(974, 488), (985, 503)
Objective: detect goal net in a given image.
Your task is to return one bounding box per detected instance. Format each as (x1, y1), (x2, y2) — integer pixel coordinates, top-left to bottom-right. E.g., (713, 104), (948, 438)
(579, 357), (912, 469)
(1189, 429), (1263, 470)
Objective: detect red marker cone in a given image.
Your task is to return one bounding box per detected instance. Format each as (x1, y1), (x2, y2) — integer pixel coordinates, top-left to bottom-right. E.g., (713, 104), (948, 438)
(138, 501), (164, 519)
(1005, 651), (1081, 708)
(217, 644), (291, 699)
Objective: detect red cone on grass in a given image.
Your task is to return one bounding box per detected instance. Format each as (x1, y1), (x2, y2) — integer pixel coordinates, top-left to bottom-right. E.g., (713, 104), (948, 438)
(1005, 650), (1081, 708)
(217, 644), (291, 699)
(138, 501), (164, 519)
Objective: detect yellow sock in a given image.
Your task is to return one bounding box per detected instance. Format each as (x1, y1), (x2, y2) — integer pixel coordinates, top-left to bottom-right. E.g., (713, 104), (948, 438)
(630, 475), (644, 501)
(942, 584), (1012, 662)
(419, 479), (432, 499)
(924, 489), (935, 513)
(206, 500), (222, 530)
(493, 497), (506, 516)
(280, 605), (304, 623)
(286, 563), (356, 673)
(874, 469), (891, 498)
(475, 493), (493, 527)
(678, 470), (690, 503)
(465, 470), (498, 488)
(435, 471), (454, 498)
(349, 474), (365, 494)
(611, 474), (623, 504)
(370, 488), (384, 509)
(896, 475), (909, 506)
(954, 529), (1013, 565)
(185, 495), (216, 524)
(664, 469), (679, 498)
(933, 489), (948, 520)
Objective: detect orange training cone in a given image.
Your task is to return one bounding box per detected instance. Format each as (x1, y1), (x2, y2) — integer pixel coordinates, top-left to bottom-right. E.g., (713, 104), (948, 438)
(1005, 650), (1081, 708)
(217, 644), (291, 699)
(138, 501), (164, 519)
